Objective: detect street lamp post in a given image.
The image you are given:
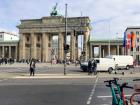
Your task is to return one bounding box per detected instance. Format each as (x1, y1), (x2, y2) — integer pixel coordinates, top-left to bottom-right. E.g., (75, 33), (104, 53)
(80, 12), (83, 53)
(108, 20), (111, 56)
(30, 35), (32, 61)
(64, 4), (68, 75)
(116, 32), (119, 55)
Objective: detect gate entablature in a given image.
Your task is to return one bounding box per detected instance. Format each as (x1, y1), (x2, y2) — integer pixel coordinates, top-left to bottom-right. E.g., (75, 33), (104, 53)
(17, 16), (91, 61)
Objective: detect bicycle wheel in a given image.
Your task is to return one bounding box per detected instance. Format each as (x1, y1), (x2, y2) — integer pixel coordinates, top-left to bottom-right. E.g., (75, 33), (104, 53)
(130, 93), (140, 105)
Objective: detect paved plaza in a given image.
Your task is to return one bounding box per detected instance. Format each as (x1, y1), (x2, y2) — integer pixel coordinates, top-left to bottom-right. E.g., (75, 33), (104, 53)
(0, 62), (139, 79)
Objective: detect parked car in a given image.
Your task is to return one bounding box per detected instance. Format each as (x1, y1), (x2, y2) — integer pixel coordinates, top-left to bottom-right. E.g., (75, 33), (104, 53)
(80, 58), (115, 73)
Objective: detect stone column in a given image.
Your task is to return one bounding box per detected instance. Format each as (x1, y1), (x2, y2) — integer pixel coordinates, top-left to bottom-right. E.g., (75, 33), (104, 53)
(99, 45), (101, 58)
(90, 44), (93, 58)
(103, 49), (105, 57)
(9, 46), (11, 58)
(48, 35), (52, 62)
(19, 33), (25, 59)
(117, 45), (119, 55)
(70, 31), (76, 61)
(15, 46), (17, 59)
(58, 33), (64, 60)
(83, 30), (90, 60)
(75, 34), (78, 60)
(2, 46), (4, 57)
(108, 44), (110, 56)
(42, 33), (49, 62)
(31, 33), (36, 59)
(0, 47), (1, 57)
(122, 46), (124, 55)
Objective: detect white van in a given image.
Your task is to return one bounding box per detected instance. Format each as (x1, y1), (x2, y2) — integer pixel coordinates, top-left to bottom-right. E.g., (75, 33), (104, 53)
(94, 58), (115, 73)
(106, 55), (134, 70)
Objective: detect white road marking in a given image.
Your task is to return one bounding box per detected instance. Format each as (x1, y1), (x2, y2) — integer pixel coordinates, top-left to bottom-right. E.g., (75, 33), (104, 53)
(86, 75), (99, 104)
(97, 94), (131, 98)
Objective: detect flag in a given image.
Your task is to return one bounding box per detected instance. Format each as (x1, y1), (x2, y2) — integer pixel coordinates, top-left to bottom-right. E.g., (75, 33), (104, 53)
(123, 32), (126, 47)
(127, 34), (131, 49)
(127, 40), (131, 49)
(127, 34), (131, 39)
(131, 32), (136, 48)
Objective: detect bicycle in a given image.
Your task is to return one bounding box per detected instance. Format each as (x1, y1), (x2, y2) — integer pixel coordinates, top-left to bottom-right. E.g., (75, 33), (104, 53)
(130, 79), (140, 105)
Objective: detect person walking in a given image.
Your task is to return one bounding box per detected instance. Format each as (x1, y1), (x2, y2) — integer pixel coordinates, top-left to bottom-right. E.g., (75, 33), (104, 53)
(29, 59), (36, 76)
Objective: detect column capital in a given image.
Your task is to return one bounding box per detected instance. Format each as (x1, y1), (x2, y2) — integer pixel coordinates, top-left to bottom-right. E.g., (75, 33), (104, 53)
(42, 32), (46, 35)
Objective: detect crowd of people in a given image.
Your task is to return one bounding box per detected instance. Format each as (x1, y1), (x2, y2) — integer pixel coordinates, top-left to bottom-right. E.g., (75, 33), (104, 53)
(52, 58), (80, 65)
(0, 57), (15, 65)
(18, 59), (40, 64)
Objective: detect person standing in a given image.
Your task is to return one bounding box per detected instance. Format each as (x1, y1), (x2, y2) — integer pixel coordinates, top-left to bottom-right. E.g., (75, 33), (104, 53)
(93, 60), (97, 75)
(30, 59), (36, 76)
(88, 59), (92, 75)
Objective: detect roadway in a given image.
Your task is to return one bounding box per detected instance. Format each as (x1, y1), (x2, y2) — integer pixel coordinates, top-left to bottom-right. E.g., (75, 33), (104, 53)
(0, 63), (139, 105)
(0, 76), (139, 105)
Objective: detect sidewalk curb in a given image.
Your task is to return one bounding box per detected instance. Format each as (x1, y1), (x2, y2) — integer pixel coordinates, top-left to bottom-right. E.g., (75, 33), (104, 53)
(13, 73), (97, 79)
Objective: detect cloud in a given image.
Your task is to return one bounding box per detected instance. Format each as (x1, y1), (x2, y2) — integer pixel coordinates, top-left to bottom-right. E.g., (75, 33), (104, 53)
(1, 0), (140, 39)
(90, 0), (140, 38)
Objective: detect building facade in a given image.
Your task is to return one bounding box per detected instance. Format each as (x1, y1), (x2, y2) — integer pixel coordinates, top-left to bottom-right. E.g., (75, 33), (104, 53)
(90, 38), (124, 58)
(125, 27), (140, 62)
(0, 32), (19, 59)
(17, 16), (91, 62)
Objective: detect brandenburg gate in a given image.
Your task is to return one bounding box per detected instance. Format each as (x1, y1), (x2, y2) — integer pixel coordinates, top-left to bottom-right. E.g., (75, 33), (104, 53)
(17, 16), (91, 62)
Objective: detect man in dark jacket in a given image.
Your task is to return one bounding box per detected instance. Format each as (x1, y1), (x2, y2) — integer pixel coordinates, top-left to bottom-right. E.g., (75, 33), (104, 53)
(30, 59), (36, 76)
(92, 60), (97, 75)
(88, 60), (92, 75)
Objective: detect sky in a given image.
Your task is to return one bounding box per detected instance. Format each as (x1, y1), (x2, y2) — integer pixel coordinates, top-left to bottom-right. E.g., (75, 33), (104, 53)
(1, 0), (140, 39)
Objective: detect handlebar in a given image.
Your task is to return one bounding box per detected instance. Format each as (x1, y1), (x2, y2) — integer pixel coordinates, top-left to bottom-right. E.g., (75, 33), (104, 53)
(120, 82), (133, 89)
(104, 79), (133, 89)
(124, 85), (133, 89)
(133, 79), (140, 81)
(104, 78), (120, 85)
(104, 80), (115, 84)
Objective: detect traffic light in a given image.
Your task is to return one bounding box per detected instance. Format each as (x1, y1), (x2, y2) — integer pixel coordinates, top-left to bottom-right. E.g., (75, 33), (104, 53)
(64, 44), (69, 51)
(81, 51), (85, 56)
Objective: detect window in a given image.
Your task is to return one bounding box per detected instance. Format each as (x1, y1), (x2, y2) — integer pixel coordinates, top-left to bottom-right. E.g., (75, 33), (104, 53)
(136, 31), (139, 35)
(48, 43), (51, 47)
(26, 37), (29, 42)
(130, 32), (133, 35)
(37, 36), (40, 42)
(137, 38), (139, 42)
(131, 47), (133, 51)
(137, 46), (139, 51)
(49, 36), (51, 41)
(36, 43), (40, 47)
(25, 43), (30, 47)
